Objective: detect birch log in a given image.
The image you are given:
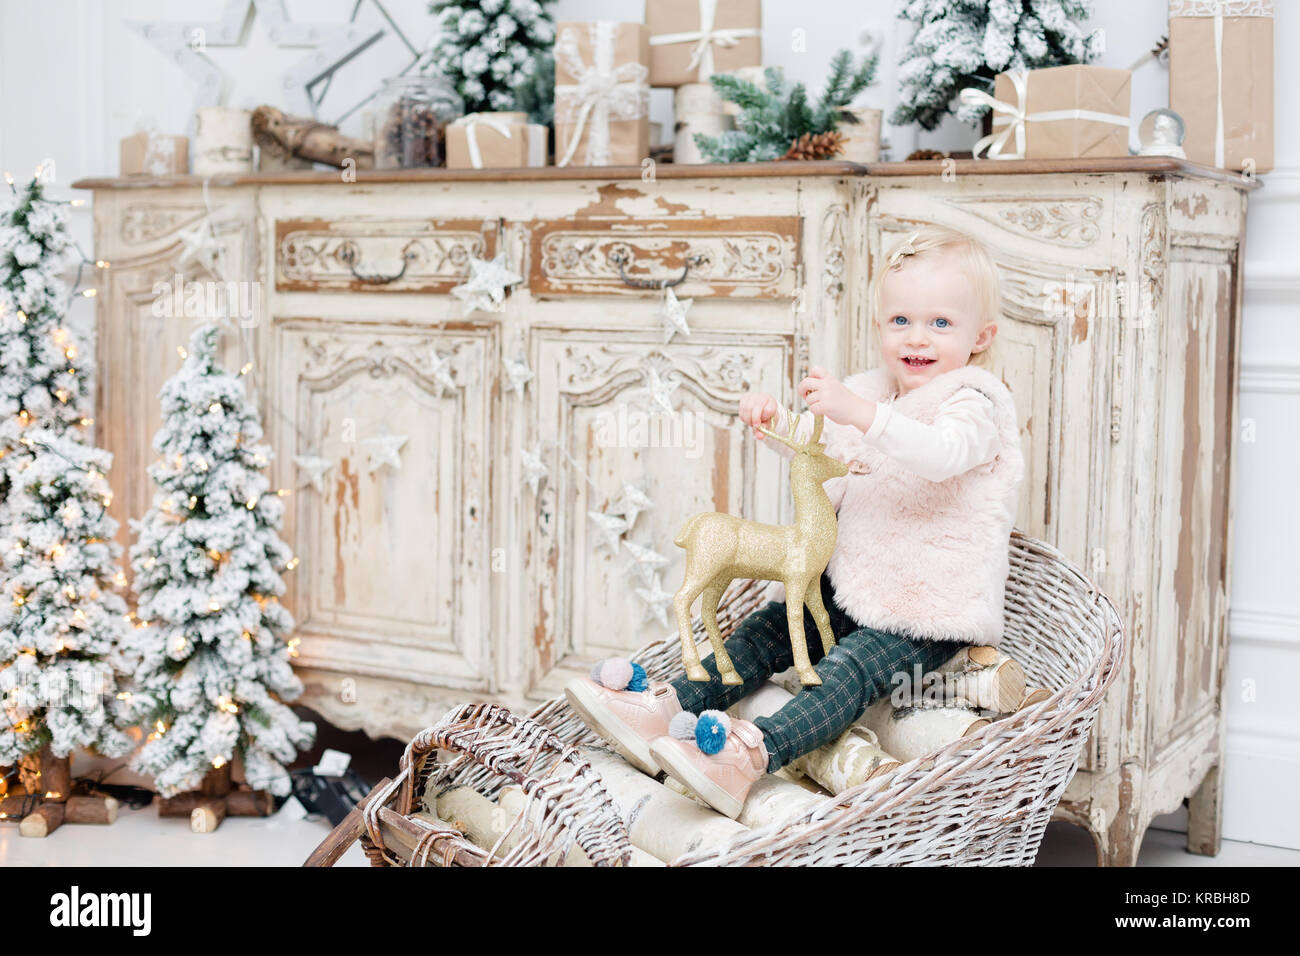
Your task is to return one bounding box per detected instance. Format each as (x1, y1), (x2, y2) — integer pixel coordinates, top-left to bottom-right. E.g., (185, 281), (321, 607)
(731, 680), (903, 795)
(858, 697), (991, 763)
(191, 797), (227, 833)
(581, 746), (750, 863)
(430, 785), (512, 854)
(496, 787), (664, 867)
(1020, 688), (1052, 709)
(735, 774), (828, 828)
(663, 769), (830, 824)
(19, 800), (65, 837)
(64, 795), (118, 825)
(933, 646), (1027, 714)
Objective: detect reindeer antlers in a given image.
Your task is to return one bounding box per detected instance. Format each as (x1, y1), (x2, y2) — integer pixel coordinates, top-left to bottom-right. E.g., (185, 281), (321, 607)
(758, 407), (825, 451)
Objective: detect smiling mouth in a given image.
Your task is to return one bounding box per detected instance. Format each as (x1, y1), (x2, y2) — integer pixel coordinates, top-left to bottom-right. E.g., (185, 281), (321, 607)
(902, 356), (936, 368)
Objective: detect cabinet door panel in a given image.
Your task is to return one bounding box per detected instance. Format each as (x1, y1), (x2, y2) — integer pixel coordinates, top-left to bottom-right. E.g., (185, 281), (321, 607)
(521, 332), (791, 700)
(272, 321), (494, 690)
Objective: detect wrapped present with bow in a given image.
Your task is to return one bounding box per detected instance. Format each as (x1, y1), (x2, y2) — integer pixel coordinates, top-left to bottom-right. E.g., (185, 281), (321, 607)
(446, 111), (549, 169)
(554, 21), (651, 167)
(1169, 1), (1273, 173)
(959, 65), (1131, 161)
(647, 0), (762, 87)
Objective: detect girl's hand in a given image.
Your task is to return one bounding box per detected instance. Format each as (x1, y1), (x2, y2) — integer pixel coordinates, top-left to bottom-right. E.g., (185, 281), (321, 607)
(738, 391), (779, 440)
(798, 367), (867, 428)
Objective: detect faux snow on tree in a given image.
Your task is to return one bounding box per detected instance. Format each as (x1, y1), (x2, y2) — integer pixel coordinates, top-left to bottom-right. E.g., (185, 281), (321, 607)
(891, 0), (1104, 132)
(0, 430), (135, 765)
(121, 323), (314, 799)
(422, 0), (557, 115)
(0, 175), (90, 494)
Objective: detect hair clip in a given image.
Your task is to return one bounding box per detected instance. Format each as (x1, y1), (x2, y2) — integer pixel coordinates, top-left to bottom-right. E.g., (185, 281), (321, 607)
(888, 230), (922, 267)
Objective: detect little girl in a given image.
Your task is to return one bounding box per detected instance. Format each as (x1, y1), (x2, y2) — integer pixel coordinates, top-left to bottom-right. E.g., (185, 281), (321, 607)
(566, 224), (1026, 819)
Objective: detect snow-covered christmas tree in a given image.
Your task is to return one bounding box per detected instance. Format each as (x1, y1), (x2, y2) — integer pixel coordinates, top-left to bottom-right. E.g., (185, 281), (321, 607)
(422, 0), (557, 114)
(0, 173), (91, 491)
(0, 172), (135, 810)
(0, 430), (135, 768)
(121, 323), (314, 799)
(891, 0), (1104, 132)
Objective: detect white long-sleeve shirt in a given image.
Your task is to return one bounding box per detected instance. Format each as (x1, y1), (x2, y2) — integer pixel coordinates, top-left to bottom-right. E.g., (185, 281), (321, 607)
(760, 386), (1001, 483)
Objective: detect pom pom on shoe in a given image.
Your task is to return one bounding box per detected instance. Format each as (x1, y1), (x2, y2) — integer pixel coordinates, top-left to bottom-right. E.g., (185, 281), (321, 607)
(597, 657), (634, 691)
(626, 661), (648, 693)
(668, 711), (698, 741)
(695, 710), (732, 755)
(590, 659), (607, 683)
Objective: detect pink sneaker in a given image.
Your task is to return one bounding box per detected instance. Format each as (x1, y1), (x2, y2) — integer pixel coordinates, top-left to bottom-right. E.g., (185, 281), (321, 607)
(564, 658), (682, 777)
(649, 713), (768, 819)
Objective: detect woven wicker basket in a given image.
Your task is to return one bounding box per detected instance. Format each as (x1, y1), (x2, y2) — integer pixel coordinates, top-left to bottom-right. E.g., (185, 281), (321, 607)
(330, 529), (1124, 867)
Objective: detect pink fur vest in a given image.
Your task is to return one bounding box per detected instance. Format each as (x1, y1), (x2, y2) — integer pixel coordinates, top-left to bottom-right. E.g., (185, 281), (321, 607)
(762, 364), (1025, 645)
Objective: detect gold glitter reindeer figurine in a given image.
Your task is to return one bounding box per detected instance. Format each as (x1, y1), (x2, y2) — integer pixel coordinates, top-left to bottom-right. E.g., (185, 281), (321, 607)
(672, 411), (849, 686)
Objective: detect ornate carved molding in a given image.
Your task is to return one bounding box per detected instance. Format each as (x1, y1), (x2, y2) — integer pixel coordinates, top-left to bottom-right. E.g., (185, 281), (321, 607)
(946, 195), (1105, 247)
(820, 204), (848, 302)
(527, 216), (800, 298)
(559, 342), (755, 400)
(120, 203), (210, 245)
(1140, 203), (1168, 314)
(297, 330), (485, 384)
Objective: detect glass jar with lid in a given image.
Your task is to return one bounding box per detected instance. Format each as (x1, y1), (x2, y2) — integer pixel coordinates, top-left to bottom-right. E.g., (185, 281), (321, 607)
(372, 74), (464, 169)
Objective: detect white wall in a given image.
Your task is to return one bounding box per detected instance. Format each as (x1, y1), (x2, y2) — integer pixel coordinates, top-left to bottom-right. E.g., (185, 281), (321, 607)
(1, 0), (1296, 852)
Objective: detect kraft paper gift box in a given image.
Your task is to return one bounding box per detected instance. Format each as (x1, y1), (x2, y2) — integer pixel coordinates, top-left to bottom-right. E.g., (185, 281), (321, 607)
(961, 64), (1131, 160)
(1169, 0), (1274, 173)
(446, 112), (548, 169)
(647, 0), (762, 87)
(120, 131), (189, 175)
(554, 21), (651, 167)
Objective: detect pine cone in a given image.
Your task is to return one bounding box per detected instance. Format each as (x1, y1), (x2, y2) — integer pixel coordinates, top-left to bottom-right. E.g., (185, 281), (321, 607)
(780, 130), (846, 161)
(905, 148), (947, 161)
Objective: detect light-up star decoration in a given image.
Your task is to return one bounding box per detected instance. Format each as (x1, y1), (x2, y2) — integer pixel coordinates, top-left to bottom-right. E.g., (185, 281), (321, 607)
(634, 573), (675, 627)
(588, 511), (630, 555)
(429, 349), (460, 399)
(502, 356), (534, 397)
(622, 539), (670, 587)
(174, 206), (246, 277)
(293, 454), (334, 493)
(654, 286), (694, 343)
(639, 367), (680, 415)
(451, 253), (523, 315)
(519, 443), (549, 496)
(361, 434), (407, 474)
(124, 0), (384, 130)
(609, 482), (653, 530)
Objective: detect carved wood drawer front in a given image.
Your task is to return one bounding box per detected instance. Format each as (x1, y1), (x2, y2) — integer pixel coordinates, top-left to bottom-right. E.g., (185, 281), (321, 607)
(526, 216), (801, 298)
(275, 218), (498, 293)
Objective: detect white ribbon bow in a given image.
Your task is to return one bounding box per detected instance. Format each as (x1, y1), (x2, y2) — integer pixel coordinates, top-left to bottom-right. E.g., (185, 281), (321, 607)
(958, 68), (1130, 160)
(453, 113), (515, 169)
(554, 21), (650, 167)
(648, 0), (762, 82)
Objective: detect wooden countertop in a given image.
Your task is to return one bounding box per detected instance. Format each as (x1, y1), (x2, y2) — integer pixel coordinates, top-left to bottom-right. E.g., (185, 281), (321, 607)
(71, 156), (1262, 190)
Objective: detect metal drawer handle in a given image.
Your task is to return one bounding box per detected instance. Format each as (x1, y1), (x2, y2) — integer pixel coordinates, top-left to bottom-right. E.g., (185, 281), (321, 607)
(608, 247), (707, 290)
(338, 241), (418, 285)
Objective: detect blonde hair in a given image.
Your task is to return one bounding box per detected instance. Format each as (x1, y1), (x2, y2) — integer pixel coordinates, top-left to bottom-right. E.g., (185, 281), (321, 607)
(869, 224), (1002, 370)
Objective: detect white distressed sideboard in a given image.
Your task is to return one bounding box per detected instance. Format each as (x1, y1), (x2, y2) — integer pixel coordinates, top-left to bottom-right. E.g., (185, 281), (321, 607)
(74, 157), (1255, 865)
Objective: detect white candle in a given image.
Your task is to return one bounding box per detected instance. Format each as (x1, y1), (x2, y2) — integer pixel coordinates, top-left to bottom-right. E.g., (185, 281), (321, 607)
(193, 107), (253, 175)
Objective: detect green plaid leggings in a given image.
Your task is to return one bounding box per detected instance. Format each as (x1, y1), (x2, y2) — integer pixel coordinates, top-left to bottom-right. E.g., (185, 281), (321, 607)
(670, 572), (971, 773)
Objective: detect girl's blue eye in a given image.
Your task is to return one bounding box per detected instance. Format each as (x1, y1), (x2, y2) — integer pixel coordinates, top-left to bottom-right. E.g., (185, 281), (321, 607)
(935, 317), (950, 328)
(890, 315), (907, 325)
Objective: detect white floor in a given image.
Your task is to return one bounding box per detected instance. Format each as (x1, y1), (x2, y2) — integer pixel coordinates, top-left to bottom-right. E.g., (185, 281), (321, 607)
(2, 805), (1296, 866)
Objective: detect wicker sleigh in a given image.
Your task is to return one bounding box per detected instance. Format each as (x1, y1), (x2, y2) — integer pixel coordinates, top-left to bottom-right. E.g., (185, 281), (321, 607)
(309, 529), (1124, 867)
